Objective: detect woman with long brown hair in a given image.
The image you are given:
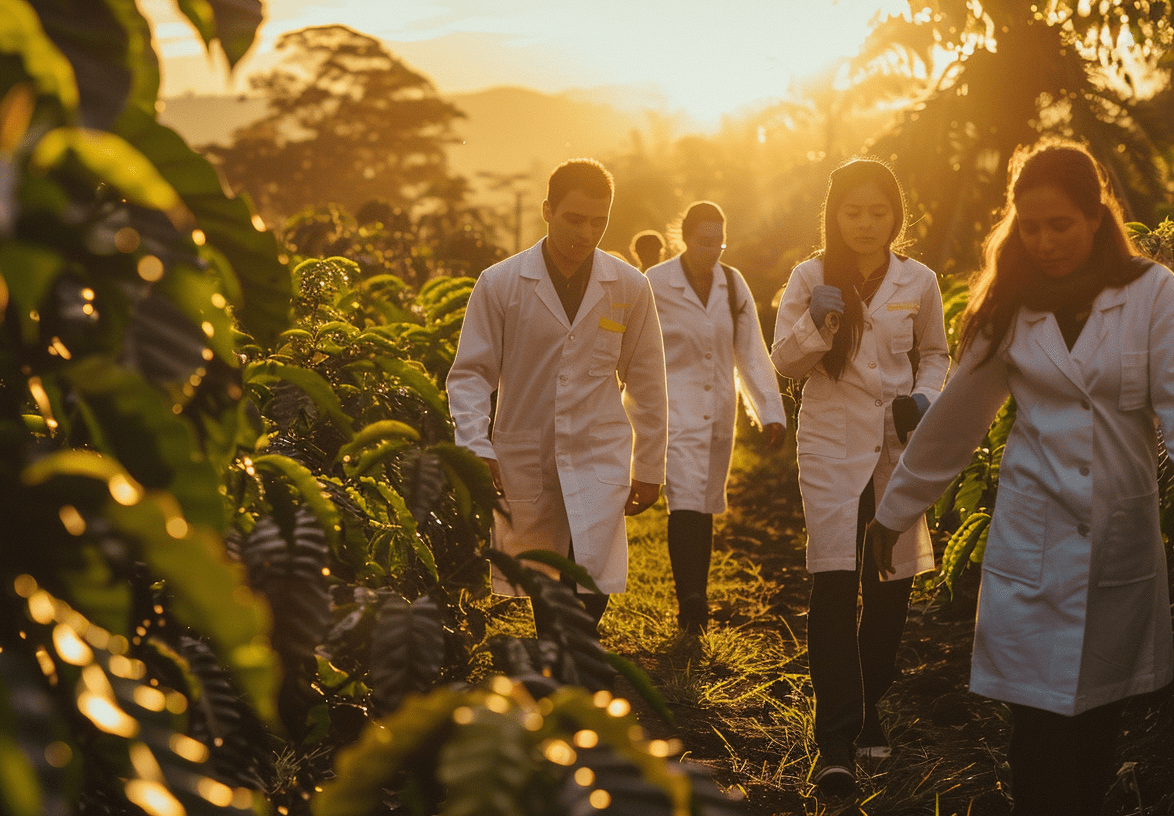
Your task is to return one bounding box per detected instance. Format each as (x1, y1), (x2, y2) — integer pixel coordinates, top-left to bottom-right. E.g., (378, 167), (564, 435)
(771, 158), (950, 795)
(868, 139), (1174, 813)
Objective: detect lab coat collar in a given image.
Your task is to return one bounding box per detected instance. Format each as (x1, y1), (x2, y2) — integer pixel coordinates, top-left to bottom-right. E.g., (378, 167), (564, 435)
(1018, 285), (1129, 396)
(866, 252), (911, 316)
(519, 241), (619, 330)
(667, 255), (724, 312)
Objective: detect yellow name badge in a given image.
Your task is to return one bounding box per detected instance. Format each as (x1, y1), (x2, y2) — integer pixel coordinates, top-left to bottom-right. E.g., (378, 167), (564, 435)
(887, 301), (920, 312)
(599, 317), (626, 332)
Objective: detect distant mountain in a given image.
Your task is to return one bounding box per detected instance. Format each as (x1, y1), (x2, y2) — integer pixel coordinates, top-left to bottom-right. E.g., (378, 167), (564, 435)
(158, 84), (653, 186)
(157, 93), (268, 148)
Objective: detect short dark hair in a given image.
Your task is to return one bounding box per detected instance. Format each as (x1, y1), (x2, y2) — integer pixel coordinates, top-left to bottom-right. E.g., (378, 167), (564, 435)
(547, 159), (614, 211)
(681, 201), (725, 238)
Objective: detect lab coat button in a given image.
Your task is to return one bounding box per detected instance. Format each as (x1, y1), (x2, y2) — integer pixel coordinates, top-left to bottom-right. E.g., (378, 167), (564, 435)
(1077, 524), (1090, 536)
(1079, 466), (1090, 476)
(875, 399), (882, 407)
(704, 415), (710, 420)
(704, 385), (712, 391)
(869, 361), (877, 369)
(874, 445), (881, 453)
(569, 334), (575, 341)
(705, 352), (712, 359)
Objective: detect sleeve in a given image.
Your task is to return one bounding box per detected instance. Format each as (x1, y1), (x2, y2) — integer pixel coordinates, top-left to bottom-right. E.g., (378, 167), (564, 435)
(911, 268), (951, 402)
(770, 261), (835, 380)
(1147, 265), (1174, 442)
(618, 274), (669, 484)
(874, 332), (1011, 532)
(731, 270), (787, 428)
(444, 271), (503, 460)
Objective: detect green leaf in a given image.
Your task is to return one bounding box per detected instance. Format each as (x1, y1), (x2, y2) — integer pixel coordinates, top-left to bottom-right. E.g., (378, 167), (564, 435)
(31, 127), (185, 218)
(205, 0), (263, 68)
(436, 708), (532, 816)
(246, 360), (354, 438)
(374, 356), (447, 416)
(516, 549), (601, 594)
(0, 0), (79, 110)
(105, 491), (280, 725)
(174, 0), (217, 50)
(602, 652), (675, 727)
(116, 109), (291, 348)
(338, 420), (420, 463)
(251, 453), (341, 545)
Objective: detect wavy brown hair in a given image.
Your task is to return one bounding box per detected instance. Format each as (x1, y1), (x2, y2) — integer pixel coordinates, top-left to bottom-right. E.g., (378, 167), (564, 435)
(816, 158), (909, 380)
(957, 139), (1144, 365)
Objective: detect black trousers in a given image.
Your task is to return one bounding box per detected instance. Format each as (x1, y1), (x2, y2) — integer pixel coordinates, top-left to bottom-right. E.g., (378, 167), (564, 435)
(807, 478), (913, 765)
(667, 509), (714, 630)
(1007, 700), (1125, 815)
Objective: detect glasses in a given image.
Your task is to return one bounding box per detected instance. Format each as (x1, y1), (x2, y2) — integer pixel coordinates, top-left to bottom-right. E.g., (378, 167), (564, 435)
(695, 240), (727, 250)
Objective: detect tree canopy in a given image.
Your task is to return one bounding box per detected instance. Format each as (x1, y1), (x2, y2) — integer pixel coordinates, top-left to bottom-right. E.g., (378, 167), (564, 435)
(206, 25), (469, 224)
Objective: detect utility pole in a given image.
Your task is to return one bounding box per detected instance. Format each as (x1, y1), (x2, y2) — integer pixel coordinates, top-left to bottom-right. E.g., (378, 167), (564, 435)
(477, 171), (529, 254)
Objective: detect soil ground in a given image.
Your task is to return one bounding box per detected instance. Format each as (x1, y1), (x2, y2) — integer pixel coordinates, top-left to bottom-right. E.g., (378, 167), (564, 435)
(608, 432), (1174, 816)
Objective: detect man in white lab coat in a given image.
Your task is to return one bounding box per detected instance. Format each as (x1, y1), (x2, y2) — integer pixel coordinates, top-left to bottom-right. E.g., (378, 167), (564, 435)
(446, 159), (668, 627)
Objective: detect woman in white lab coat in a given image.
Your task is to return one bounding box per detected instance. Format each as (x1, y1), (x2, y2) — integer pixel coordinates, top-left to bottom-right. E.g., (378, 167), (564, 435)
(771, 158), (949, 794)
(868, 140), (1173, 815)
(646, 202), (786, 633)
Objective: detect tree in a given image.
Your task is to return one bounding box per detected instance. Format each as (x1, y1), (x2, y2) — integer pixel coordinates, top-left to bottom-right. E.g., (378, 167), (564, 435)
(848, 0), (1174, 274)
(206, 25), (469, 224)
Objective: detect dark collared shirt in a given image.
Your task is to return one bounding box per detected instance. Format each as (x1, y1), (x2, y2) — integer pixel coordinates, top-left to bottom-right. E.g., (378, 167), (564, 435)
(542, 238), (594, 322)
(859, 253), (892, 306)
(679, 254), (712, 307)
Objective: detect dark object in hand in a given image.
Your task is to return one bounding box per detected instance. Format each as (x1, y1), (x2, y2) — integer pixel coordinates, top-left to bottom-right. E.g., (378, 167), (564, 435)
(892, 395), (923, 444)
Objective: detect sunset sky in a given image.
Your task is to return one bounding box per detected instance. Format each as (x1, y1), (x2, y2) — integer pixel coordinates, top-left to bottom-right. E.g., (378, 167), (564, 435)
(143, 0), (908, 126)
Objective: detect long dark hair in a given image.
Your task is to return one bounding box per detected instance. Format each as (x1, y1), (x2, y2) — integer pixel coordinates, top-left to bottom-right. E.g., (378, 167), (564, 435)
(958, 139), (1144, 365)
(817, 158), (909, 380)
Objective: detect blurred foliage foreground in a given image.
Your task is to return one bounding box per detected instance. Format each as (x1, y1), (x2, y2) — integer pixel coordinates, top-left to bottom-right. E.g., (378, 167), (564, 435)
(0, 2), (734, 815)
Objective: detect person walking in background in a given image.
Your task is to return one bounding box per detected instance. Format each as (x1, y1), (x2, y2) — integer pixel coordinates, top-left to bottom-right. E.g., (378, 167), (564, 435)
(771, 158), (949, 796)
(646, 202), (786, 634)
(446, 158), (668, 631)
(867, 140), (1174, 815)
(630, 229), (666, 271)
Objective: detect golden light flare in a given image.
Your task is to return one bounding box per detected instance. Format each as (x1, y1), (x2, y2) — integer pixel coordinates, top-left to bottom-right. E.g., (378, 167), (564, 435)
(484, 694), (510, 714)
(588, 789), (611, 809)
(26, 376), (57, 431)
(114, 227), (141, 253)
(48, 337), (73, 359)
(129, 742), (166, 783)
(191, 228), (206, 246)
(59, 505), (86, 535)
(109, 654), (146, 680)
(27, 589), (56, 624)
(53, 623), (94, 666)
(542, 739), (576, 766)
(170, 733), (210, 764)
(452, 706), (474, 725)
(137, 255), (165, 282)
(210, 292), (226, 309)
(78, 690), (138, 738)
(133, 685), (168, 713)
(606, 698), (631, 718)
(13, 574), (36, 597)
(165, 516), (189, 539)
(574, 767), (595, 787)
(108, 473), (143, 506)
(572, 730), (598, 749)
(197, 777), (235, 807)
(124, 779), (184, 816)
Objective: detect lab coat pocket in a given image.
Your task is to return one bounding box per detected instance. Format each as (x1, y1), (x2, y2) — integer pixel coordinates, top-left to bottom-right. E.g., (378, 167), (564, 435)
(982, 483), (1045, 588)
(797, 403), (847, 459)
(491, 430), (543, 502)
(889, 318), (914, 354)
(1119, 350), (1148, 411)
(1096, 489), (1159, 587)
(589, 325), (624, 376)
(591, 422), (633, 486)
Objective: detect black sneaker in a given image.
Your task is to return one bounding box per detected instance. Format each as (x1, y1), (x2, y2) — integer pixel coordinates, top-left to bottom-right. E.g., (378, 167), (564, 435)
(813, 763), (855, 797)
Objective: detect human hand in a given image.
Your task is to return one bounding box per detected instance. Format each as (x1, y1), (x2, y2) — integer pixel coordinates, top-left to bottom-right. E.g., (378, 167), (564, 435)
(912, 393), (930, 417)
(625, 480), (661, 515)
(481, 457), (502, 493)
(763, 422), (784, 447)
(809, 285), (845, 332)
(865, 518), (901, 578)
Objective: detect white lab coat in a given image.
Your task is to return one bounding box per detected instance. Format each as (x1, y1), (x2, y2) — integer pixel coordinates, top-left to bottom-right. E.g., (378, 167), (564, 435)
(646, 257), (787, 513)
(446, 240), (668, 594)
(771, 254), (950, 578)
(876, 261), (1174, 715)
